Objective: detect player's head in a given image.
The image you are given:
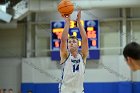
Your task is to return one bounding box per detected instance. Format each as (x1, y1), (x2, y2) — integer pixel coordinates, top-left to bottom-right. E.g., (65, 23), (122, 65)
(8, 89), (13, 93)
(68, 36), (79, 52)
(123, 42), (140, 71)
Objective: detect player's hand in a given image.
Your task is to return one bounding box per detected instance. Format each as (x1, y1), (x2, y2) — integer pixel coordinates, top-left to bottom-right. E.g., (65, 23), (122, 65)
(76, 9), (81, 22)
(62, 14), (70, 23)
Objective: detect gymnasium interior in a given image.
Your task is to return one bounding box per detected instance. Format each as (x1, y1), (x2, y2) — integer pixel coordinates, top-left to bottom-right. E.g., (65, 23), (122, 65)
(0, 0), (140, 93)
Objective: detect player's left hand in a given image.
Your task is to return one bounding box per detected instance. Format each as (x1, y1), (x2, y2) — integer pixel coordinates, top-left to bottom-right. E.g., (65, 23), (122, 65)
(76, 9), (81, 22)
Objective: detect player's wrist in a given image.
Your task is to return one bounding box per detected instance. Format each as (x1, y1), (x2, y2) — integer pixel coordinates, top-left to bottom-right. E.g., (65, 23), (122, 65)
(77, 20), (81, 24)
(66, 21), (70, 25)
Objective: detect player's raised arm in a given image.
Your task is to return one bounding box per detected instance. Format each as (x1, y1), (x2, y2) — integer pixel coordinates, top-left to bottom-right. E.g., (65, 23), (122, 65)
(77, 10), (88, 63)
(60, 16), (70, 64)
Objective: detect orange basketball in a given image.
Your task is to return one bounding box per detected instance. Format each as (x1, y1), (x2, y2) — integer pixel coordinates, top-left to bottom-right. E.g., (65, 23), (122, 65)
(57, 0), (74, 16)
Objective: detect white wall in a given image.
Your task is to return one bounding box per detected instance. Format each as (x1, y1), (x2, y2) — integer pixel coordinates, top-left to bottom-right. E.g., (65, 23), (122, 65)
(0, 58), (21, 93)
(22, 56), (135, 83)
(132, 21), (140, 42)
(36, 9), (120, 23)
(0, 24), (25, 57)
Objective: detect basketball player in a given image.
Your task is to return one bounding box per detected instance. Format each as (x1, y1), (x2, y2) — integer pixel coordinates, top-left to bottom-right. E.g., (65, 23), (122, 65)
(123, 42), (140, 71)
(59, 10), (88, 93)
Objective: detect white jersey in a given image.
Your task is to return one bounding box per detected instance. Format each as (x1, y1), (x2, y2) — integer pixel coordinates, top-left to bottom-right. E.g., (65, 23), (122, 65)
(59, 53), (85, 93)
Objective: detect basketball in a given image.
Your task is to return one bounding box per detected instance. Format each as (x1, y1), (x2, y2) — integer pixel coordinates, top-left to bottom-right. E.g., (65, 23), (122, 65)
(57, 0), (74, 17)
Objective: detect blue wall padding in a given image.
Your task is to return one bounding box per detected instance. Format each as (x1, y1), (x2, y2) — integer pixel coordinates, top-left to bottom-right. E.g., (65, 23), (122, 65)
(21, 82), (140, 93)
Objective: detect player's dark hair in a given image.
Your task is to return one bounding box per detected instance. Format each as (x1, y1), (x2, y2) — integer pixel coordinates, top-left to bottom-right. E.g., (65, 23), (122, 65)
(8, 89), (13, 91)
(123, 42), (140, 60)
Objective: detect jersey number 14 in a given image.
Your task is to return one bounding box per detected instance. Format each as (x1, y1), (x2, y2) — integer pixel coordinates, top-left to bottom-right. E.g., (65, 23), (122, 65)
(73, 64), (79, 72)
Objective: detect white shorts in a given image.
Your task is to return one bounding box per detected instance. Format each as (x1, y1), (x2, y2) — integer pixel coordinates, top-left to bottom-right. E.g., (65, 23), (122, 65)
(59, 89), (84, 93)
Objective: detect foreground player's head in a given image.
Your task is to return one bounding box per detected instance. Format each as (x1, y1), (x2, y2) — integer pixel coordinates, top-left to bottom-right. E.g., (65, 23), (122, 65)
(68, 36), (79, 53)
(123, 42), (140, 71)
